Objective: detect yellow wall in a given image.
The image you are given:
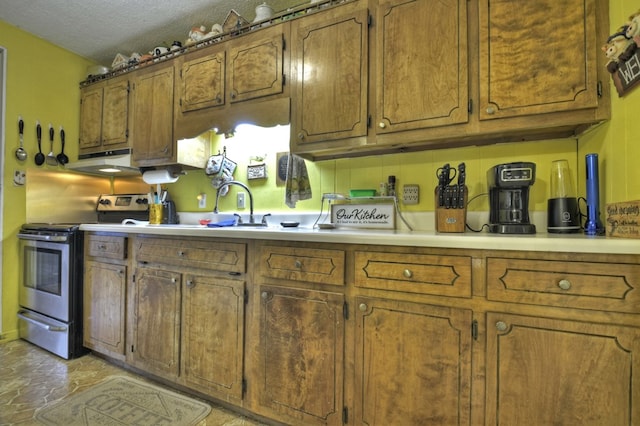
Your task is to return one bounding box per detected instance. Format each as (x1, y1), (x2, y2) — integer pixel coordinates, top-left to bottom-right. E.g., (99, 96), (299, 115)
(3, 0), (640, 340)
(1, 20), (93, 340)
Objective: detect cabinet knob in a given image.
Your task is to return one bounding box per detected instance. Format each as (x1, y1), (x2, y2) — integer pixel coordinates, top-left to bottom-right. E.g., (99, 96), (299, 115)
(558, 279), (572, 290)
(230, 91), (236, 99)
(261, 291), (270, 300)
(378, 122), (386, 129)
(171, 277), (177, 284)
(486, 106), (496, 115)
(294, 260), (302, 269)
(403, 269), (413, 279)
(359, 303), (368, 312)
(98, 244), (107, 250)
(186, 280), (194, 288)
(215, 95), (222, 104)
(297, 132), (305, 140)
(495, 321), (508, 332)
(177, 250), (185, 257)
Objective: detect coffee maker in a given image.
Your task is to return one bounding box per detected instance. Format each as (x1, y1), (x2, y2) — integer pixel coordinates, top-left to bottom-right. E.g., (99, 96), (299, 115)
(487, 162), (536, 234)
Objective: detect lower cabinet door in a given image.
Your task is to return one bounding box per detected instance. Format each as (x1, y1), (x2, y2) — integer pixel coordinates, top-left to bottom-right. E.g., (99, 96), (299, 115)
(181, 274), (245, 402)
(129, 266), (181, 379)
(486, 312), (640, 425)
(355, 297), (473, 425)
(83, 260), (126, 360)
(256, 285), (345, 425)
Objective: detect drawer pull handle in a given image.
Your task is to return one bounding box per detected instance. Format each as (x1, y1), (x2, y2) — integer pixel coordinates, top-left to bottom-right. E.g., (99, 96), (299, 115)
(558, 279), (572, 290)
(177, 250), (185, 257)
(496, 321), (508, 332)
(403, 269), (413, 279)
(486, 105), (496, 114)
(171, 277), (177, 284)
(295, 260), (302, 269)
(98, 244), (107, 250)
(261, 291), (270, 300)
(359, 303), (368, 312)
(186, 280), (194, 288)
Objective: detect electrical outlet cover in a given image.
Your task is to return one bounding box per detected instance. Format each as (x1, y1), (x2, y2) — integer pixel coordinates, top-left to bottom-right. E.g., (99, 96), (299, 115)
(403, 184), (419, 204)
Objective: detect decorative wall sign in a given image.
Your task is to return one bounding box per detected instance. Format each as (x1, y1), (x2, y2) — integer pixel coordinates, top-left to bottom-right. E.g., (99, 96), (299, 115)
(276, 152), (289, 186)
(331, 203), (395, 229)
(604, 9), (640, 96)
(606, 200), (640, 238)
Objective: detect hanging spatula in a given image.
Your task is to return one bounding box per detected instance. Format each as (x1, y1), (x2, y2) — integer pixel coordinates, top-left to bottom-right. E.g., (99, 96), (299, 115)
(46, 123), (58, 166)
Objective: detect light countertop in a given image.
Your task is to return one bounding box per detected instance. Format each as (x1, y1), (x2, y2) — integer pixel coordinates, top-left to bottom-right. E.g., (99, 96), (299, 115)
(79, 222), (640, 255)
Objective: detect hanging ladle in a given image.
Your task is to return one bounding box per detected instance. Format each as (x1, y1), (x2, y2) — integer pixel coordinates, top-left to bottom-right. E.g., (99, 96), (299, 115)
(15, 117), (27, 161)
(57, 126), (69, 165)
(34, 121), (45, 166)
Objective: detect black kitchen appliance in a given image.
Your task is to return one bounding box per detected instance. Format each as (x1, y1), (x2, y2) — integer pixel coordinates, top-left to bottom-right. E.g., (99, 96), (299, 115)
(547, 159), (580, 233)
(487, 162), (536, 234)
(17, 224), (87, 359)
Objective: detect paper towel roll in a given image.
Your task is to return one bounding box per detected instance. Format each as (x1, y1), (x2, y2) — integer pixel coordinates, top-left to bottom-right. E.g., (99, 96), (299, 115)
(142, 169), (180, 184)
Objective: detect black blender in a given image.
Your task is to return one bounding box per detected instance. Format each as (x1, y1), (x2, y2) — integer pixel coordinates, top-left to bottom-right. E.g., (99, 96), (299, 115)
(487, 162), (536, 234)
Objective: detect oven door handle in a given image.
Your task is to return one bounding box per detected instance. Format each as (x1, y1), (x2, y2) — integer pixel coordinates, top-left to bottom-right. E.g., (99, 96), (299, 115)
(18, 311), (68, 332)
(17, 233), (69, 242)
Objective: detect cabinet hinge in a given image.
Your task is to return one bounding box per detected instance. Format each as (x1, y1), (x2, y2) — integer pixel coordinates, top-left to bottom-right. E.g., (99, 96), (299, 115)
(472, 320), (478, 341)
(244, 289), (249, 304)
(132, 274), (135, 283)
(368, 14), (373, 27)
(131, 345), (135, 353)
(179, 69), (183, 79)
(367, 115), (372, 128)
(179, 98), (182, 107)
(343, 407), (349, 423)
(242, 378), (247, 397)
(597, 81), (603, 98)
(282, 35), (286, 51)
(125, 129), (129, 139)
(127, 81), (131, 93)
(282, 73), (286, 86)
(343, 301), (349, 320)
(468, 99), (473, 114)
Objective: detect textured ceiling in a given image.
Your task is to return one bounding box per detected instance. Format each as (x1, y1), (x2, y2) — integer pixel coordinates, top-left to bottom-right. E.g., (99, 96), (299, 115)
(0, 0), (304, 66)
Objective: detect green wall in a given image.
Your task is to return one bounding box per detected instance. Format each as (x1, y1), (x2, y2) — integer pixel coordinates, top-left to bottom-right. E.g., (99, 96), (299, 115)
(2, 0), (640, 340)
(1, 20), (92, 340)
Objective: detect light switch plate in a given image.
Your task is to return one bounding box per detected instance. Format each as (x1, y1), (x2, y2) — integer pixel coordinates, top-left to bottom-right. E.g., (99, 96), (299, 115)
(403, 184), (419, 204)
(237, 192), (246, 209)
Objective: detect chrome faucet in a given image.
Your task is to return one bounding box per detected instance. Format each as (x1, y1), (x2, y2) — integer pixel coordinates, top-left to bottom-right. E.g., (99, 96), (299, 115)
(213, 180), (256, 224)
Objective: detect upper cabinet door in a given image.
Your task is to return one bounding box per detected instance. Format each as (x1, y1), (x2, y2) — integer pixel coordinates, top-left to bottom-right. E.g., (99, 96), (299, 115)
(376, 0), (469, 133)
(227, 25), (286, 103)
(101, 78), (130, 147)
(479, 0), (599, 120)
(180, 48), (226, 113)
(291, 4), (369, 146)
(79, 86), (103, 150)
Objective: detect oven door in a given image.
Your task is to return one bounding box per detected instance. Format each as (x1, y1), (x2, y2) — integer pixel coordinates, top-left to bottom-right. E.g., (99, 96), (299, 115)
(19, 237), (70, 322)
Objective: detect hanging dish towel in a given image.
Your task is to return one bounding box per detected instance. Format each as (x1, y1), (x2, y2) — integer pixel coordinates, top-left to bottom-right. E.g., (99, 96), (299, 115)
(285, 153), (312, 208)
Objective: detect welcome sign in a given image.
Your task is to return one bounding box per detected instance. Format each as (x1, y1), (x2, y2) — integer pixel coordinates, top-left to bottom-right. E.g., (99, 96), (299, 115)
(331, 203), (395, 229)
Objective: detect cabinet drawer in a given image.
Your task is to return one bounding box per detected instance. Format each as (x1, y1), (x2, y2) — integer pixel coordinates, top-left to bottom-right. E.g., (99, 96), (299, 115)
(487, 257), (640, 313)
(87, 235), (127, 260)
(136, 238), (246, 273)
(354, 251), (472, 298)
(259, 245), (345, 286)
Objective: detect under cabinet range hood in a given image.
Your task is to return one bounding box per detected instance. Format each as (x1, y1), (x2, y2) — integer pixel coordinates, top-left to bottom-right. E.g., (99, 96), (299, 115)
(65, 149), (141, 176)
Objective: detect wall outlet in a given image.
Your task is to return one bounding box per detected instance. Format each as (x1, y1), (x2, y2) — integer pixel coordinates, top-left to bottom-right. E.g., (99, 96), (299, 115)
(403, 184), (419, 205)
(197, 193), (207, 209)
(237, 192), (246, 209)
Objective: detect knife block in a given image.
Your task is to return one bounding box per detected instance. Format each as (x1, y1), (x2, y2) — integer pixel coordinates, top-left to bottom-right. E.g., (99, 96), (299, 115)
(435, 186), (467, 233)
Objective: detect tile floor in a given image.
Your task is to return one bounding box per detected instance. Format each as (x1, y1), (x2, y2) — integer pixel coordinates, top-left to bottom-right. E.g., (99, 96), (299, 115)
(0, 339), (266, 426)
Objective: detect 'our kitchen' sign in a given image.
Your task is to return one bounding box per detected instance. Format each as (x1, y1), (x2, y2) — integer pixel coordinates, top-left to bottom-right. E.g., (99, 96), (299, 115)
(331, 203), (395, 229)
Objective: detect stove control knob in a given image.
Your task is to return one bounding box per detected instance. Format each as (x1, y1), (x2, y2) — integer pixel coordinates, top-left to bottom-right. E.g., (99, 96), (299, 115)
(136, 197), (148, 204)
(99, 199), (111, 205)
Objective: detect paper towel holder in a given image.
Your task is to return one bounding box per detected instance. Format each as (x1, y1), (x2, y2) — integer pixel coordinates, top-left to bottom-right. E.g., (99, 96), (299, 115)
(142, 166), (185, 184)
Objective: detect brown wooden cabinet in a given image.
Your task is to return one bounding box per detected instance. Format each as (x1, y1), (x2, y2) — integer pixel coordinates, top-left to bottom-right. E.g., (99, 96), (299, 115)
(179, 47), (226, 113)
(129, 236), (247, 400)
(478, 0), (602, 121)
(355, 297), (473, 425)
(486, 312), (640, 425)
(255, 285), (345, 426)
(79, 76), (130, 155)
(374, 0), (469, 134)
(131, 63), (175, 166)
(290, 1), (369, 152)
(248, 242), (346, 425)
(83, 234), (128, 361)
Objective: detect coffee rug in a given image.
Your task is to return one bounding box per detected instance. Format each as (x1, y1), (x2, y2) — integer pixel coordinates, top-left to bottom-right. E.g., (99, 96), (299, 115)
(35, 376), (211, 426)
